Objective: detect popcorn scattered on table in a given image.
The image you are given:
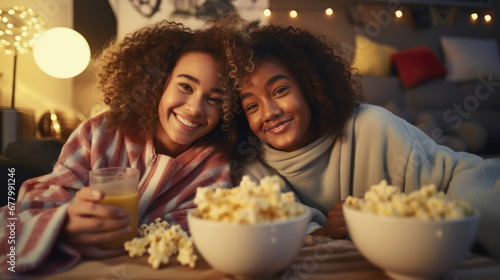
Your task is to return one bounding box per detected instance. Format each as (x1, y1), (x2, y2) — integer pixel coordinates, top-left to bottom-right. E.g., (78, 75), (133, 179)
(194, 175), (305, 224)
(124, 218), (198, 269)
(345, 180), (473, 220)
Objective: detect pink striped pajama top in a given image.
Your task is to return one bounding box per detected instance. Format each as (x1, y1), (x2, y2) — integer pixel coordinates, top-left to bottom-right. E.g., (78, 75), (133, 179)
(0, 112), (232, 276)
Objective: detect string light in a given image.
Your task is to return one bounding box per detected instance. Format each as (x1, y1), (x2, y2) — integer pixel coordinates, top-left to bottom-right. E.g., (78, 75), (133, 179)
(228, 6), (494, 27)
(0, 5), (46, 55)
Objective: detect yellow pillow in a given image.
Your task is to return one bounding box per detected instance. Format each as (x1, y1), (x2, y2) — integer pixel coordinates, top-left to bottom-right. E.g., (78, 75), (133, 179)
(350, 35), (398, 76)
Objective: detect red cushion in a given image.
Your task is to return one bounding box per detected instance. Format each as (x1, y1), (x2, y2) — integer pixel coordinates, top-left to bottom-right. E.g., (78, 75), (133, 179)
(391, 46), (447, 87)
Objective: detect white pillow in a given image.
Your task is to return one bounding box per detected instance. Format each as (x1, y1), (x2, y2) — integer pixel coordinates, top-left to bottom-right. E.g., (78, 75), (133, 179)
(441, 36), (500, 82)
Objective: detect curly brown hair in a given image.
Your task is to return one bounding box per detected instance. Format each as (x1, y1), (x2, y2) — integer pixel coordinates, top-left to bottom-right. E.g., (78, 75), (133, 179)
(235, 25), (364, 144)
(95, 15), (253, 150)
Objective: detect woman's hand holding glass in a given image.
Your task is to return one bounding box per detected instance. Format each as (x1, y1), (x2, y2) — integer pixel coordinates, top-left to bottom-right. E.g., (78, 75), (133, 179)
(62, 187), (131, 258)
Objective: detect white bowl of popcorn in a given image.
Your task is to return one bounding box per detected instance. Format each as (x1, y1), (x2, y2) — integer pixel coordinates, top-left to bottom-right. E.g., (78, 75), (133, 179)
(188, 176), (310, 278)
(343, 181), (480, 280)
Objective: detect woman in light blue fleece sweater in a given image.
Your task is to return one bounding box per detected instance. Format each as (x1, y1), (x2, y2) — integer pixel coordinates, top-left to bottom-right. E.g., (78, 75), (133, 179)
(231, 24), (500, 260)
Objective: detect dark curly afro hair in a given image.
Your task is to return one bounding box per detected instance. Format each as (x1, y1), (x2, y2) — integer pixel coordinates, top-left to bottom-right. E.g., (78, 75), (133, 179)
(94, 14), (253, 152)
(235, 25), (364, 145)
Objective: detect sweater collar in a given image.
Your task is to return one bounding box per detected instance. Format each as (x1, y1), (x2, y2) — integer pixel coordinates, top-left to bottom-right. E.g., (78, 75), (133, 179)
(258, 133), (336, 176)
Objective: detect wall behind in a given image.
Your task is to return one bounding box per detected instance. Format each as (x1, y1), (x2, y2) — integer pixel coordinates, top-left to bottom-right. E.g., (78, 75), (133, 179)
(0, 0), (75, 127)
(73, 0), (116, 118)
(267, 0), (499, 62)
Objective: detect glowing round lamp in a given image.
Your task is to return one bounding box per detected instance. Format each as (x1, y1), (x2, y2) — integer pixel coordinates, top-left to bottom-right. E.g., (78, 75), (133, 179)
(33, 27), (90, 79)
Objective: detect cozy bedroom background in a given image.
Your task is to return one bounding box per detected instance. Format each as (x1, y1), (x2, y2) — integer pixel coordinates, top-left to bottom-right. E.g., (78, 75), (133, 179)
(0, 0), (499, 189)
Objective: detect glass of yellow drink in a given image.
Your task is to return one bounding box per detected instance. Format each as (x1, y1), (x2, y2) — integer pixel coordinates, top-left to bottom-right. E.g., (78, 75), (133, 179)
(89, 167), (139, 250)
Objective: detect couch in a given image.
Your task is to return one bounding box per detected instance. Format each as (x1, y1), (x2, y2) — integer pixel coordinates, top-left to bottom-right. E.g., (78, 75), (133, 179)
(361, 75), (500, 157)
(0, 139), (64, 206)
(351, 34), (500, 157)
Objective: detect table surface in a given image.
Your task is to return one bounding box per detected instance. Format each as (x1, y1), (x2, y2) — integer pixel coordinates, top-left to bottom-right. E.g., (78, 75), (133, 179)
(43, 236), (500, 280)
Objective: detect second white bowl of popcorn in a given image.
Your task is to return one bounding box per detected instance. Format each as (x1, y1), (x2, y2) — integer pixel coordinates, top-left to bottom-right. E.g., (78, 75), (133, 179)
(343, 180), (480, 280)
(188, 175), (310, 278)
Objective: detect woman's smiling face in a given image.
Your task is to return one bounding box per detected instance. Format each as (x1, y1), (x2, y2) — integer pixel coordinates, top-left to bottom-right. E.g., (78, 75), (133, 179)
(156, 51), (223, 156)
(240, 59), (317, 152)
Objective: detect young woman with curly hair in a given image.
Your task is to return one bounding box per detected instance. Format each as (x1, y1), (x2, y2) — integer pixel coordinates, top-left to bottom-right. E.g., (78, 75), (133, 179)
(233, 24), (500, 260)
(1, 17), (252, 275)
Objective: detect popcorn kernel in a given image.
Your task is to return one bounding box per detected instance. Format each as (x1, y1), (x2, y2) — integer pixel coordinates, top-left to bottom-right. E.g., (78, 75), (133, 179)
(346, 181), (473, 220)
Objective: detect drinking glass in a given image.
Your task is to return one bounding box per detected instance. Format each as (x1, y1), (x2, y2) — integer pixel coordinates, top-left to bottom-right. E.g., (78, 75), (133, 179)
(89, 167), (139, 250)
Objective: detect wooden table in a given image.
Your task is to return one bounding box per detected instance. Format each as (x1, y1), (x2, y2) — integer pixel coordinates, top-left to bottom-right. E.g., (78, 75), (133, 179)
(43, 236), (500, 280)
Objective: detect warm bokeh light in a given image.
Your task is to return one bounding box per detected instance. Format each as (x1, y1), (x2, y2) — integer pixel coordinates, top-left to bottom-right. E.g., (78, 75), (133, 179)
(290, 10), (297, 18)
(0, 5), (45, 55)
(471, 13), (478, 20)
(264, 9), (271, 17)
(395, 10), (403, 18)
(485, 14), (492, 22)
(33, 27), (91, 79)
(325, 8), (333, 16)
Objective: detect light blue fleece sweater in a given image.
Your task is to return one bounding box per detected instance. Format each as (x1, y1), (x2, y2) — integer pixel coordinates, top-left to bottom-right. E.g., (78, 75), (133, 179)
(234, 104), (500, 260)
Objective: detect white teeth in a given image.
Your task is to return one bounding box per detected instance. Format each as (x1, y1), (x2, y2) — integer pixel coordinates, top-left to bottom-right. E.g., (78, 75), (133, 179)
(271, 123), (285, 131)
(176, 114), (200, 128)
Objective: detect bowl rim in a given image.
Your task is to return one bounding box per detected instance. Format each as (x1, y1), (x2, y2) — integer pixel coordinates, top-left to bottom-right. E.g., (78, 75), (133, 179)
(188, 206), (311, 228)
(342, 203), (480, 224)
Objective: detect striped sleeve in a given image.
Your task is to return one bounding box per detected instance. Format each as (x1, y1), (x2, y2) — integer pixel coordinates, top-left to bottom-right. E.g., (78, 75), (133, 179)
(0, 116), (98, 276)
(141, 147), (234, 233)
(169, 153), (233, 232)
